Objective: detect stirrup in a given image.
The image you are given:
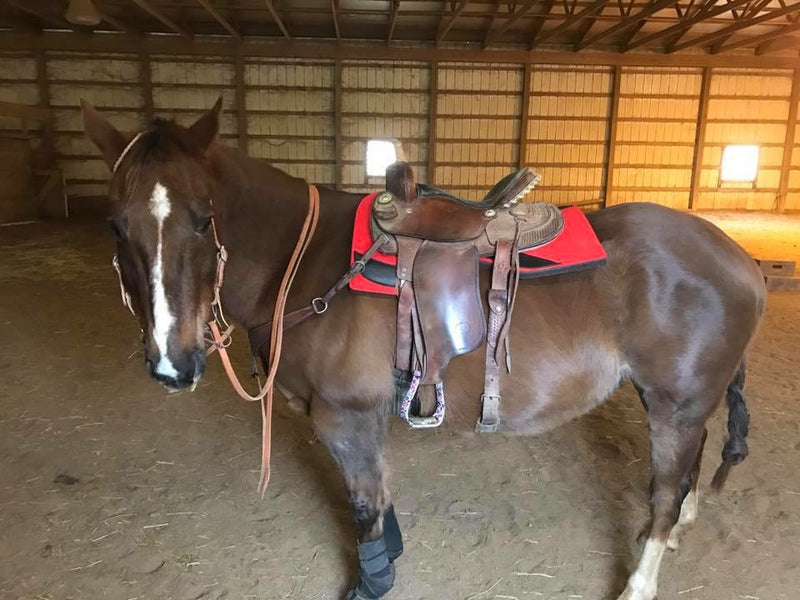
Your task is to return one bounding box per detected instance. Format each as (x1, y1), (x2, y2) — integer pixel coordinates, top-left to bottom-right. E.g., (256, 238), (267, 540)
(399, 372), (445, 429)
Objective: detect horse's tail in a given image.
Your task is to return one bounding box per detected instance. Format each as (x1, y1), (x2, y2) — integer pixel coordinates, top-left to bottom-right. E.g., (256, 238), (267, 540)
(710, 361), (750, 491)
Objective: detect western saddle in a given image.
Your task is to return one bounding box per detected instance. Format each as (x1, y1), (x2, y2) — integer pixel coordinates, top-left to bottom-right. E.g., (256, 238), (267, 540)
(373, 162), (563, 432)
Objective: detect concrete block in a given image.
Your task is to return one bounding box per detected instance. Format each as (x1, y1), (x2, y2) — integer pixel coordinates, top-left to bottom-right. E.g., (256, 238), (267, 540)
(764, 275), (800, 292)
(756, 259), (796, 278)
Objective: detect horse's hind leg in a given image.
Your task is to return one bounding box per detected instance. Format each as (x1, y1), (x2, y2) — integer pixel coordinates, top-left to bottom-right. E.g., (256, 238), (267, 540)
(618, 389), (709, 600)
(311, 398), (400, 600)
(667, 428), (707, 551)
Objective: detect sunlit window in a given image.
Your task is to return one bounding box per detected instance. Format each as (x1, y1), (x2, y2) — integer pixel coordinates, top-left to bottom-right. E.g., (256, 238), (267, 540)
(720, 145), (759, 182)
(366, 140), (398, 177)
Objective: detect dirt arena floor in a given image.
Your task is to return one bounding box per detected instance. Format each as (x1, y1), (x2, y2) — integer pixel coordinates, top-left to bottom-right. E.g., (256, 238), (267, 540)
(1, 211), (798, 600)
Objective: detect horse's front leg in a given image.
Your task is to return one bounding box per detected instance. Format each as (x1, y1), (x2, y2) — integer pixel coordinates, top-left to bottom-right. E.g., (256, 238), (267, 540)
(311, 397), (402, 599)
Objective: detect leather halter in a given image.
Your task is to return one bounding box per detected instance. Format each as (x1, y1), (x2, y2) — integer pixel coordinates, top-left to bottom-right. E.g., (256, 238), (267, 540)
(109, 135), (321, 494)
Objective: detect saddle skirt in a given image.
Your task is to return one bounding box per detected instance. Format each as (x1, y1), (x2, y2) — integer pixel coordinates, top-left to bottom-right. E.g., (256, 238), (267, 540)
(350, 193), (608, 297)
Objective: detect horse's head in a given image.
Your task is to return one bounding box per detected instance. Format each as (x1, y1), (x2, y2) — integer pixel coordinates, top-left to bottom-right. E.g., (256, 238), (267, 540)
(82, 99), (224, 390)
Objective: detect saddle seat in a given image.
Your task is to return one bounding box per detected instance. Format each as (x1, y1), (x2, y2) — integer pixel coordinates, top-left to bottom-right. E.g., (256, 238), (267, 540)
(373, 163), (563, 255)
(374, 161), (557, 433)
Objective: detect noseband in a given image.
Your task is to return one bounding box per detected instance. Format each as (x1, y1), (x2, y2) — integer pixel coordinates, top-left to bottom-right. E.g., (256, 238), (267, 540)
(109, 131), (321, 494)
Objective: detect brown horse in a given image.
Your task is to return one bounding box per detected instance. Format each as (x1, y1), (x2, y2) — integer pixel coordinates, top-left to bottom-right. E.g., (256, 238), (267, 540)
(82, 100), (766, 600)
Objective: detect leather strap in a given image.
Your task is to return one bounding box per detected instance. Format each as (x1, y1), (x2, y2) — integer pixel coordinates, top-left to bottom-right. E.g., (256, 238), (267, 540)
(208, 184), (321, 494)
(476, 239), (512, 433)
(248, 232), (389, 361)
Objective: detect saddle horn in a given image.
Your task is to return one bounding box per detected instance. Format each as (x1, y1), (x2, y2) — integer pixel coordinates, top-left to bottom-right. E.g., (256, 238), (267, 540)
(385, 162), (416, 206)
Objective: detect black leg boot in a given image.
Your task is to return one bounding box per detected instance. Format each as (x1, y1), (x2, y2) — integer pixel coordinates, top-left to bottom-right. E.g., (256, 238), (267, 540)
(383, 505), (403, 562)
(346, 536), (395, 599)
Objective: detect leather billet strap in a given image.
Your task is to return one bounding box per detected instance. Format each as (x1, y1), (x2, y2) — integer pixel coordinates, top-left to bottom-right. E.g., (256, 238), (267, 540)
(476, 239), (512, 433)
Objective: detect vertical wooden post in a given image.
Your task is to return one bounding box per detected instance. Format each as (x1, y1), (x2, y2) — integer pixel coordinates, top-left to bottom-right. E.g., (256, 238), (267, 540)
(602, 65), (621, 207)
(428, 60), (438, 185)
(688, 67), (711, 211)
(334, 59), (343, 190)
(518, 62), (531, 170)
(35, 48), (55, 166)
(234, 52), (248, 152)
(777, 68), (800, 213)
(140, 50), (154, 121)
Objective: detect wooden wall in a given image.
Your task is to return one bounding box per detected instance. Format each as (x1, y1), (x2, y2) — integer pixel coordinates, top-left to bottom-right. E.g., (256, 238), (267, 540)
(1, 48), (799, 212)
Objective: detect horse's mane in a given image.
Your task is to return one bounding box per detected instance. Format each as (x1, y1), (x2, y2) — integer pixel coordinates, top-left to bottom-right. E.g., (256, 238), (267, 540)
(123, 118), (192, 195)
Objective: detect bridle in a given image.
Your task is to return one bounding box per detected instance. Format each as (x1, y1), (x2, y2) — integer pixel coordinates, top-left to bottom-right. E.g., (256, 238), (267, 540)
(109, 131), (321, 494)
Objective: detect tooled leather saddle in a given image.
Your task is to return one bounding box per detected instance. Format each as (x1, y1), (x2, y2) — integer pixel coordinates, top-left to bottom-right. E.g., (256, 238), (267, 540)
(373, 162), (563, 432)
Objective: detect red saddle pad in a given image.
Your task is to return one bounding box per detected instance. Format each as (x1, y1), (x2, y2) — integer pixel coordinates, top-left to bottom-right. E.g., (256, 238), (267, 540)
(349, 193), (607, 297)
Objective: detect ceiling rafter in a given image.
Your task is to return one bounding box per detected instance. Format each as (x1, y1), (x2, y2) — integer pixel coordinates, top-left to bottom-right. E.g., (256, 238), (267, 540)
(1, 0), (74, 30)
(576, 0), (680, 51)
(528, 0), (556, 48)
(196, 0), (240, 40)
(571, 1), (610, 49)
(436, 0), (469, 46)
(623, 0), (750, 51)
(483, 0), (537, 48)
(716, 18), (800, 52)
(264, 0), (291, 40)
(131, 0), (192, 39)
(481, 1), (503, 49)
(331, 0), (340, 39)
(388, 0), (401, 44)
(531, 0), (607, 50)
(755, 32), (800, 53)
(670, 1), (800, 53)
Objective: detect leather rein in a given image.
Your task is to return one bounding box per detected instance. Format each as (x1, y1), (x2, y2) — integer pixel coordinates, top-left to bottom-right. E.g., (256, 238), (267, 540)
(110, 132), (323, 494)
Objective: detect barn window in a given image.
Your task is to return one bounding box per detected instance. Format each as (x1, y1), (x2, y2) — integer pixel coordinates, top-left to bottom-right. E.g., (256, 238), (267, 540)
(720, 145), (759, 183)
(366, 140), (398, 177)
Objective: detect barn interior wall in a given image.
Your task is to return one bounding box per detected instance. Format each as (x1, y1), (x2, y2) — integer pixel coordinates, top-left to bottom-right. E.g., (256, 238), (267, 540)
(1, 49), (798, 213)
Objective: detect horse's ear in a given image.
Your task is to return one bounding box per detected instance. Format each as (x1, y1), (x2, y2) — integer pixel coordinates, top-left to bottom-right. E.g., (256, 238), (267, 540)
(186, 97), (222, 155)
(81, 99), (131, 170)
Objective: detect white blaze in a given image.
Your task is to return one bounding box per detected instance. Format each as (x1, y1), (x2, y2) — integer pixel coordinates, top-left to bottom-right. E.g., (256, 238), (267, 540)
(149, 182), (177, 378)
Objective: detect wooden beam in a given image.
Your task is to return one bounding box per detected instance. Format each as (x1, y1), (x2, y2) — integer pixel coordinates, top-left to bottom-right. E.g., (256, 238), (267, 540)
(483, 1), (537, 49)
(602, 65), (621, 207)
(331, 0), (340, 39)
(35, 48), (56, 167)
(388, 0), (401, 44)
(11, 32), (800, 69)
(778, 68), (800, 212)
(197, 0), (241, 40)
(756, 34), (800, 54)
(671, 2), (800, 53)
(0, 100), (51, 122)
(717, 20), (800, 53)
(437, 0), (468, 46)
(624, 0), (751, 51)
(428, 61), (438, 185)
(235, 53), (248, 152)
(532, 0), (607, 49)
(131, 0), (192, 39)
(140, 51), (154, 121)
(334, 59), (343, 190)
(518, 62), (531, 169)
(577, 0), (681, 51)
(688, 67), (711, 210)
(264, 0), (291, 40)
(2, 0), (72, 29)
(527, 0), (555, 48)
(97, 10), (137, 33)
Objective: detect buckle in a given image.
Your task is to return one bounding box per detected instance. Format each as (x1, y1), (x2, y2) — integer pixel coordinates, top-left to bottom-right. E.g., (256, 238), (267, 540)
(311, 297), (328, 314)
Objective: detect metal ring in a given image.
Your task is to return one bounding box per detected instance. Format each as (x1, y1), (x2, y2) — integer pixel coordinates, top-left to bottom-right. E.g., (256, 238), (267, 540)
(351, 260), (366, 274)
(312, 297), (328, 314)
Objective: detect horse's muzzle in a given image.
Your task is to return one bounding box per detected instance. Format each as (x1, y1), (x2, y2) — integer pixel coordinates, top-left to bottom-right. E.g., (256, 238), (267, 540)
(146, 348), (206, 390)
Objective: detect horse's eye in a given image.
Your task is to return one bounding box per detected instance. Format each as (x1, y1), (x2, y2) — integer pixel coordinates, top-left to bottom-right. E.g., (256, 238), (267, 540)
(108, 217), (125, 239)
(196, 215), (213, 235)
